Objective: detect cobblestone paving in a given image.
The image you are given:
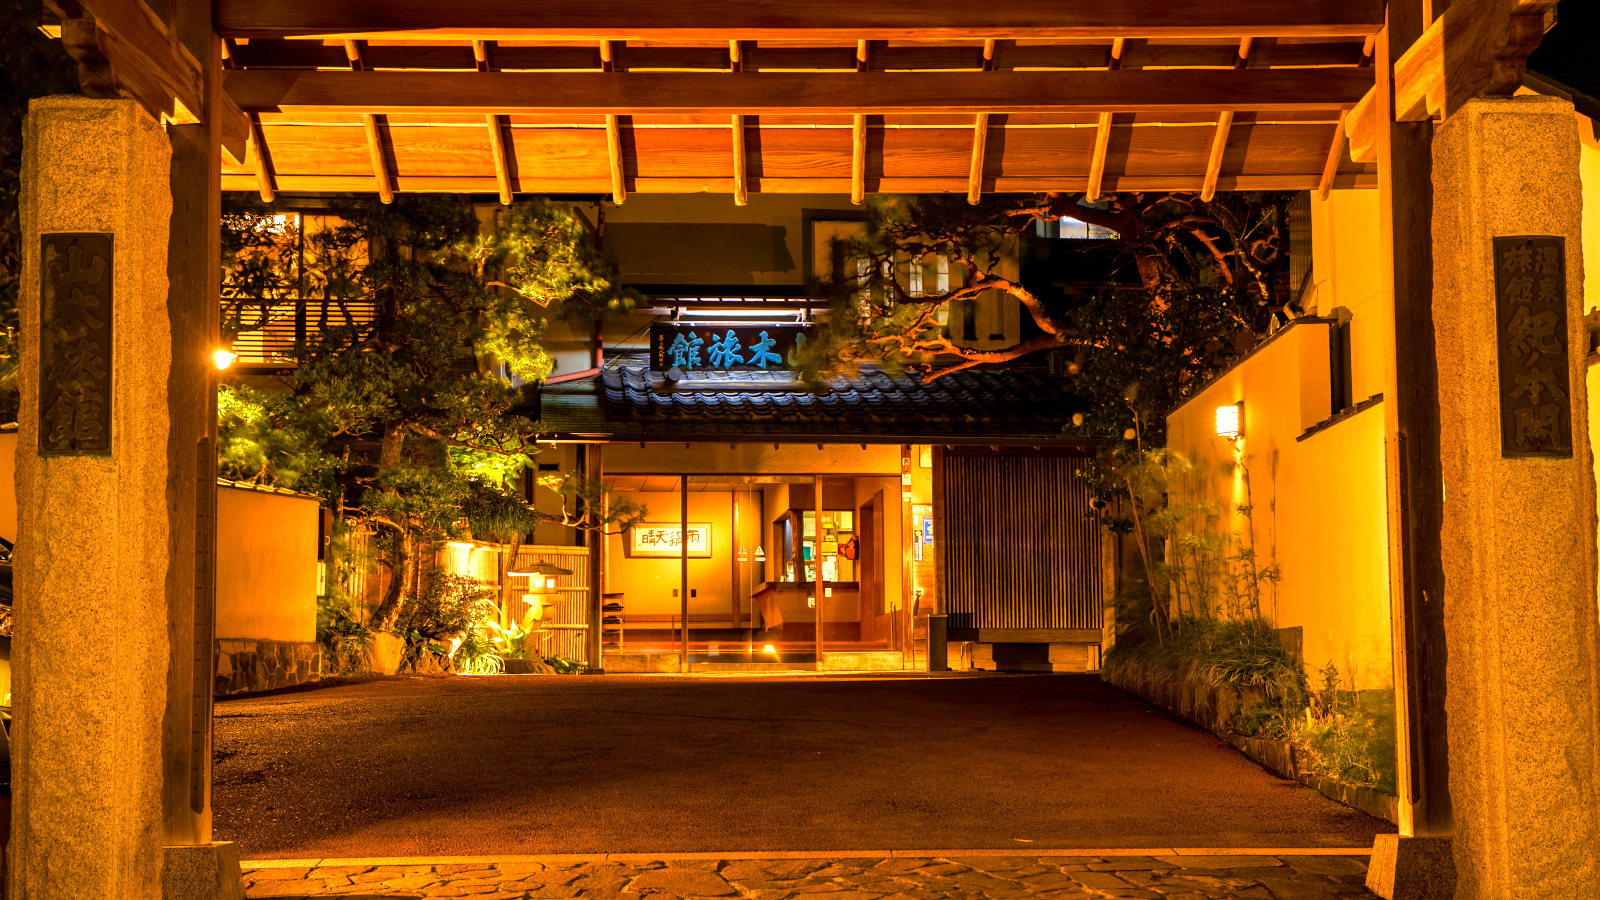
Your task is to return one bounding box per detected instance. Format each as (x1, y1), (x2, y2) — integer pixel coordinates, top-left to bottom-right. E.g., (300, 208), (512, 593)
(243, 851), (1378, 900)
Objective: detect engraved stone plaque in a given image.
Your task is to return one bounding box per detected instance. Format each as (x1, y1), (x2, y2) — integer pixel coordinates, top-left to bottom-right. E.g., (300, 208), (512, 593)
(1493, 235), (1570, 458)
(39, 233), (113, 455)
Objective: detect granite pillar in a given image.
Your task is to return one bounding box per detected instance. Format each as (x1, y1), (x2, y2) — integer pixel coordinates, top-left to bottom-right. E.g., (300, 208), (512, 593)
(13, 95), (175, 899)
(1432, 95), (1600, 899)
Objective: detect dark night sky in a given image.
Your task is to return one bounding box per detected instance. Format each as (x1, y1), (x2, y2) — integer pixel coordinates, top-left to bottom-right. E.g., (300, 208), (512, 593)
(1529, 3), (1600, 102)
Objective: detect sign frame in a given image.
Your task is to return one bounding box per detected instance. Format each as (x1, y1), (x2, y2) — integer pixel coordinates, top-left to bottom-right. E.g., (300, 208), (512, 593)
(625, 522), (714, 558)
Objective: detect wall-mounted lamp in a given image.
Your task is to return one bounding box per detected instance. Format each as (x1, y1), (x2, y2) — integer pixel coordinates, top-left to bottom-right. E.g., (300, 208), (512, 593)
(1215, 402), (1243, 440)
(213, 348), (238, 370)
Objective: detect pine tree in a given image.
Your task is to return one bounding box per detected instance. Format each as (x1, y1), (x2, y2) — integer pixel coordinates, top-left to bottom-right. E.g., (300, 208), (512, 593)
(220, 195), (642, 631)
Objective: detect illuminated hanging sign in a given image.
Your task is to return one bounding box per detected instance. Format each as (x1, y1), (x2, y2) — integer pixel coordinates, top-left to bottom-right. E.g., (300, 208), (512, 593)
(626, 522), (713, 558)
(649, 324), (809, 373)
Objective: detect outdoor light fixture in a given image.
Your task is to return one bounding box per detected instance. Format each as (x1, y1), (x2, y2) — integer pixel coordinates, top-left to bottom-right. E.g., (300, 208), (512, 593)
(510, 561), (572, 621)
(213, 348), (237, 370)
(1215, 402), (1243, 439)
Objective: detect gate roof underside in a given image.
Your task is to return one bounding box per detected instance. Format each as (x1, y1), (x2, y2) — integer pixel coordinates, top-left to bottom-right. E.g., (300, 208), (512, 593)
(212, 0), (1383, 198)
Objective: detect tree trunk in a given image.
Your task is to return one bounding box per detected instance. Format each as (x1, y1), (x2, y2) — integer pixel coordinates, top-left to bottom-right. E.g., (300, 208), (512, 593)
(370, 527), (411, 633)
(379, 420), (405, 470)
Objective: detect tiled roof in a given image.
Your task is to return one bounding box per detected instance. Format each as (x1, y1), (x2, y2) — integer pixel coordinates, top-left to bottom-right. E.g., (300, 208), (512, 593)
(539, 359), (1084, 441)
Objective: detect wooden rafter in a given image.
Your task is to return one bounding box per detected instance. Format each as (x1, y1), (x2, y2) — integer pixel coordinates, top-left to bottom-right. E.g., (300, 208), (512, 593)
(1085, 37), (1125, 203)
(1317, 110), (1348, 200)
(1200, 37), (1252, 202)
(474, 40), (514, 205)
(1392, 0), (1557, 123)
(45, 0), (250, 163)
(343, 40), (394, 203)
(226, 68), (1371, 116)
(601, 40), (626, 204)
(966, 39), (996, 206)
(214, 0), (1387, 41)
(730, 40), (747, 206)
(247, 111), (277, 202)
(851, 39), (869, 206)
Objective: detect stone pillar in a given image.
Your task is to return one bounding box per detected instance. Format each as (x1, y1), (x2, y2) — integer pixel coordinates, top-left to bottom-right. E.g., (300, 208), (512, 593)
(12, 96), (174, 899)
(1432, 95), (1600, 899)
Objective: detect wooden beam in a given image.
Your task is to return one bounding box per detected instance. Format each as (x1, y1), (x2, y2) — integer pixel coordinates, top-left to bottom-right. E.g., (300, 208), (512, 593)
(474, 40), (514, 204)
(606, 115), (627, 204)
(1200, 37), (1252, 201)
(967, 113), (988, 204)
(222, 171), (1378, 194)
(247, 112), (276, 202)
(966, 39), (996, 205)
(343, 40), (394, 202)
(1345, 85), (1378, 163)
(851, 39), (869, 205)
(77, 0), (204, 122)
(1085, 37), (1124, 203)
(732, 114), (749, 206)
(215, 0), (1387, 41)
(226, 67), (1372, 117)
(1392, 0), (1556, 124)
(1316, 110), (1348, 199)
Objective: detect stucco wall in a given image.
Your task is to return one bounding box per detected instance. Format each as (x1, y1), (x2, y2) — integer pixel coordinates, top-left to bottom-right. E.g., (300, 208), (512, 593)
(1307, 188), (1390, 404)
(1167, 322), (1394, 690)
(215, 485), (318, 643)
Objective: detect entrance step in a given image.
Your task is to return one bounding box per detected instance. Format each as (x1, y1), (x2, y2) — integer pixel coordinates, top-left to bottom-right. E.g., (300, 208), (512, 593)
(692, 661), (817, 673)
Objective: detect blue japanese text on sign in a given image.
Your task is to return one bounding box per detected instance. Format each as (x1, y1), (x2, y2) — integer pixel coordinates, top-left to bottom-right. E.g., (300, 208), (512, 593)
(650, 324), (808, 373)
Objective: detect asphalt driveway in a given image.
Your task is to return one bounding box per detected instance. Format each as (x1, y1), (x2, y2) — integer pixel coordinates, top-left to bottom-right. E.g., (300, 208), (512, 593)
(211, 673), (1393, 859)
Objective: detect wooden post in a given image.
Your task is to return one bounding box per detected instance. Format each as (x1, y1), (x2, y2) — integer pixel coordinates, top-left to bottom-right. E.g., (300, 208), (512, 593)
(166, 0), (223, 852)
(586, 444), (603, 669)
(814, 474), (824, 665)
(680, 475), (689, 672)
(1376, 2), (1450, 840)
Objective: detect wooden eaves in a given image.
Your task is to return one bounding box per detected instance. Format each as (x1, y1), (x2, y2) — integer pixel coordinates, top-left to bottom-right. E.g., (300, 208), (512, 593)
(204, 0), (1385, 202)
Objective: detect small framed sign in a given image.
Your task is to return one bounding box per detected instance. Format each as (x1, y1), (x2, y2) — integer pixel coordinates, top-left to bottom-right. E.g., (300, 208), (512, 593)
(39, 232), (113, 455)
(1493, 235), (1571, 458)
(626, 522), (713, 558)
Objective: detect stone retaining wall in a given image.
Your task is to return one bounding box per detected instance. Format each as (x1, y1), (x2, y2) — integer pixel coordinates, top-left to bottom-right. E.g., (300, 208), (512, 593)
(215, 638), (320, 696)
(1103, 667), (1398, 824)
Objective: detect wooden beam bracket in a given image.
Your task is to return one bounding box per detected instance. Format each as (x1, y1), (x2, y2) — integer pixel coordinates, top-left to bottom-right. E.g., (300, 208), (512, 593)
(1392, 0), (1556, 124)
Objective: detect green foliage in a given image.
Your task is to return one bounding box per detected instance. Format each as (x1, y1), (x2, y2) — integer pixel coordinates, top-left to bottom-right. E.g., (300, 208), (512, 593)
(453, 626), (504, 675)
(1295, 665), (1398, 793)
(543, 656), (585, 675)
(392, 570), (497, 673)
(316, 593), (373, 674)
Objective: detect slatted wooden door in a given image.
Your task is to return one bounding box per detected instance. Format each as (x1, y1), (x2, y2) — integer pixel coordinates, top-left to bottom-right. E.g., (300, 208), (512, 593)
(940, 450), (1102, 631)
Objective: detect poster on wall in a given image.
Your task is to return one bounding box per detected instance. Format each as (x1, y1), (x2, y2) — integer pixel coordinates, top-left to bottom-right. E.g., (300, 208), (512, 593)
(626, 522), (713, 558)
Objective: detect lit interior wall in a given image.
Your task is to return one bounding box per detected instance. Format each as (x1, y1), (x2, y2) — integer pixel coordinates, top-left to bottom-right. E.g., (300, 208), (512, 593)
(602, 442), (899, 475)
(1308, 188), (1390, 404)
(1167, 322), (1394, 691)
(0, 432), (15, 546)
(605, 489), (736, 623)
(215, 486), (319, 643)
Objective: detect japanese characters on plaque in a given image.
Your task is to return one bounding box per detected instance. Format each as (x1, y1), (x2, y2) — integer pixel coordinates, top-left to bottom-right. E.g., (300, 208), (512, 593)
(626, 522), (713, 558)
(1494, 236), (1570, 459)
(39, 233), (113, 455)
(649, 324), (807, 373)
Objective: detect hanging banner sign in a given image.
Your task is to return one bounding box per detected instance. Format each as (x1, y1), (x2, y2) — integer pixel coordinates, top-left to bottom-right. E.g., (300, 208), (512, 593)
(650, 324), (809, 373)
(626, 522), (713, 558)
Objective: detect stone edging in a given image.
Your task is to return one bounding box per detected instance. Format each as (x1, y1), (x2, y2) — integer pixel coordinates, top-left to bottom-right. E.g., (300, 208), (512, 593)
(244, 848), (1373, 868)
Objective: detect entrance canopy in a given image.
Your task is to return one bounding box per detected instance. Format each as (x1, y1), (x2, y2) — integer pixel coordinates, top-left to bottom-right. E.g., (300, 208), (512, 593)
(207, 0), (1385, 202)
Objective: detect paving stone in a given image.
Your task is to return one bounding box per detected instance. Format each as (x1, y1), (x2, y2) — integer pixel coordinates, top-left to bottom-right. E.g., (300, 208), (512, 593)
(913, 865), (971, 877)
(944, 858), (1036, 872)
(382, 873), (443, 891)
(1154, 858), (1283, 870)
(1253, 879), (1349, 900)
(248, 867), (315, 881)
(665, 861), (725, 871)
(249, 881), (320, 898)
(310, 867), (375, 878)
(949, 872), (1024, 891)
(1034, 859), (1105, 867)
(522, 884), (583, 898)
(319, 876), (354, 888)
(571, 875), (635, 893)
(836, 874), (897, 886)
(745, 861), (836, 880)
(1012, 872), (1083, 889)
(519, 869), (585, 885)
(499, 863), (549, 875)
(873, 860), (934, 875)
(1065, 871), (1135, 891)
(1279, 858), (1369, 877)
(421, 888), (470, 898)
(1085, 858), (1172, 872)
(629, 869), (739, 896)
(1011, 865), (1059, 876)
(788, 885), (848, 894)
